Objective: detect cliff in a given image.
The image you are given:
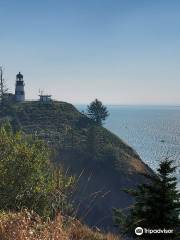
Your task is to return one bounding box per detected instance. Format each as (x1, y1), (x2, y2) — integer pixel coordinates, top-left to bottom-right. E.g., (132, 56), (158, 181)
(0, 101), (153, 231)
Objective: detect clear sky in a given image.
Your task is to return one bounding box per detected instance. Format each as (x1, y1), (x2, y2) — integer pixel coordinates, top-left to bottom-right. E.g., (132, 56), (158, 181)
(0, 0), (180, 105)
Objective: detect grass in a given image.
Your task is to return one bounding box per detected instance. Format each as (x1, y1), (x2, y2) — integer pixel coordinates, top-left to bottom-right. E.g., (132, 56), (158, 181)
(0, 101), (152, 232)
(0, 210), (121, 240)
(0, 101), (149, 175)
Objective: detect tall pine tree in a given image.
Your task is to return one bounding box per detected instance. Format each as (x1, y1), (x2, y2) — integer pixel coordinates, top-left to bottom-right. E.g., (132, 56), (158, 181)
(114, 159), (180, 239)
(87, 99), (109, 125)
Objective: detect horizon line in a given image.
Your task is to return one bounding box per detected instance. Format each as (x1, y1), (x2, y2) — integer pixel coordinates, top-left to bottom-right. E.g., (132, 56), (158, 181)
(24, 99), (180, 107)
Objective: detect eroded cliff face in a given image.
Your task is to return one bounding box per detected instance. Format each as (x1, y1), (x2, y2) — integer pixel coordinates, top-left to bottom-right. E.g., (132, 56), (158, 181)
(0, 101), (154, 230)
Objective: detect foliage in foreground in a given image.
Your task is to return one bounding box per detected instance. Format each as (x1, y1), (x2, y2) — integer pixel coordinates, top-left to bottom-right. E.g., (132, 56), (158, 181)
(0, 122), (75, 218)
(114, 159), (180, 239)
(0, 210), (120, 240)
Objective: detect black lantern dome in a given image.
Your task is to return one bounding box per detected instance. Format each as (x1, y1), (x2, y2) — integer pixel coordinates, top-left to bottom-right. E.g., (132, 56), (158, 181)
(16, 72), (23, 80)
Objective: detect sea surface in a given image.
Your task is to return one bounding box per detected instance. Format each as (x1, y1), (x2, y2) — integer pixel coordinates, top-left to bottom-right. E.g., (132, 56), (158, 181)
(76, 105), (180, 186)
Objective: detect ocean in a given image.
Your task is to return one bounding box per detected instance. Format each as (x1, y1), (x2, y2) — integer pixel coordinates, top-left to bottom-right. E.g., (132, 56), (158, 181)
(76, 105), (180, 186)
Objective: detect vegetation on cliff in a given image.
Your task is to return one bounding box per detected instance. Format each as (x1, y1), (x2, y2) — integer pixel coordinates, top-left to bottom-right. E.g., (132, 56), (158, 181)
(0, 101), (153, 230)
(0, 101), (150, 174)
(0, 123), (74, 218)
(0, 124), (120, 239)
(0, 106), (179, 239)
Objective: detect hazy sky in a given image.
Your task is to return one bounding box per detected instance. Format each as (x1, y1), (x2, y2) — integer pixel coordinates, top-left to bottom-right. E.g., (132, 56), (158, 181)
(0, 0), (180, 104)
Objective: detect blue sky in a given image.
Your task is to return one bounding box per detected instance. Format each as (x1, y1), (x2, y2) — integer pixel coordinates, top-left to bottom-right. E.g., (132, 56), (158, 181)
(0, 0), (180, 104)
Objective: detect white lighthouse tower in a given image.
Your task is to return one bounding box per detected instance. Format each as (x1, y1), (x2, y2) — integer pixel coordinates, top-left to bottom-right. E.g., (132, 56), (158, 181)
(15, 72), (25, 102)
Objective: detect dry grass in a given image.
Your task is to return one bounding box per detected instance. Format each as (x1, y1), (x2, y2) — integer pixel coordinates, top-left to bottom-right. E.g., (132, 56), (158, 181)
(0, 210), (121, 240)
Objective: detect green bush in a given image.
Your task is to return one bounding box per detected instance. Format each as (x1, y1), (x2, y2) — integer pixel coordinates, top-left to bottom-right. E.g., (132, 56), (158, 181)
(0, 122), (75, 218)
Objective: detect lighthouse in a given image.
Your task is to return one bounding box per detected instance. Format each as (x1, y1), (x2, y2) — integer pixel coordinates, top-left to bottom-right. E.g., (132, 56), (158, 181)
(15, 72), (25, 102)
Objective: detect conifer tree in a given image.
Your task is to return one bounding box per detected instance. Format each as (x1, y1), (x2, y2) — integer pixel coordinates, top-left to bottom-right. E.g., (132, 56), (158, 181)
(114, 159), (180, 239)
(87, 99), (109, 125)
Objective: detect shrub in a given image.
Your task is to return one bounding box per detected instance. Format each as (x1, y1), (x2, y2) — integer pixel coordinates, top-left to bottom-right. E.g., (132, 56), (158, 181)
(0, 123), (74, 218)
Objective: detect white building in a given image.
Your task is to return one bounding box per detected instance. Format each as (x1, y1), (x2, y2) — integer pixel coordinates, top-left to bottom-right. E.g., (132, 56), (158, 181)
(39, 94), (52, 103)
(15, 72), (25, 102)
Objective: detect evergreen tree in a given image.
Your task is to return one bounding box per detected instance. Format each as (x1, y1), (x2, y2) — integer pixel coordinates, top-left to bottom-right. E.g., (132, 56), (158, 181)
(114, 159), (180, 239)
(87, 99), (109, 125)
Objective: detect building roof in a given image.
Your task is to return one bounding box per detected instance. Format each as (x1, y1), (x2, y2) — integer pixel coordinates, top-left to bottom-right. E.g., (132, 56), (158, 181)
(39, 95), (52, 97)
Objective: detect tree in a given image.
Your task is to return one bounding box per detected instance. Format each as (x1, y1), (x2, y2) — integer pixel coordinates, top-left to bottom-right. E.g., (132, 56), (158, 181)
(87, 99), (109, 125)
(114, 159), (180, 239)
(0, 67), (8, 105)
